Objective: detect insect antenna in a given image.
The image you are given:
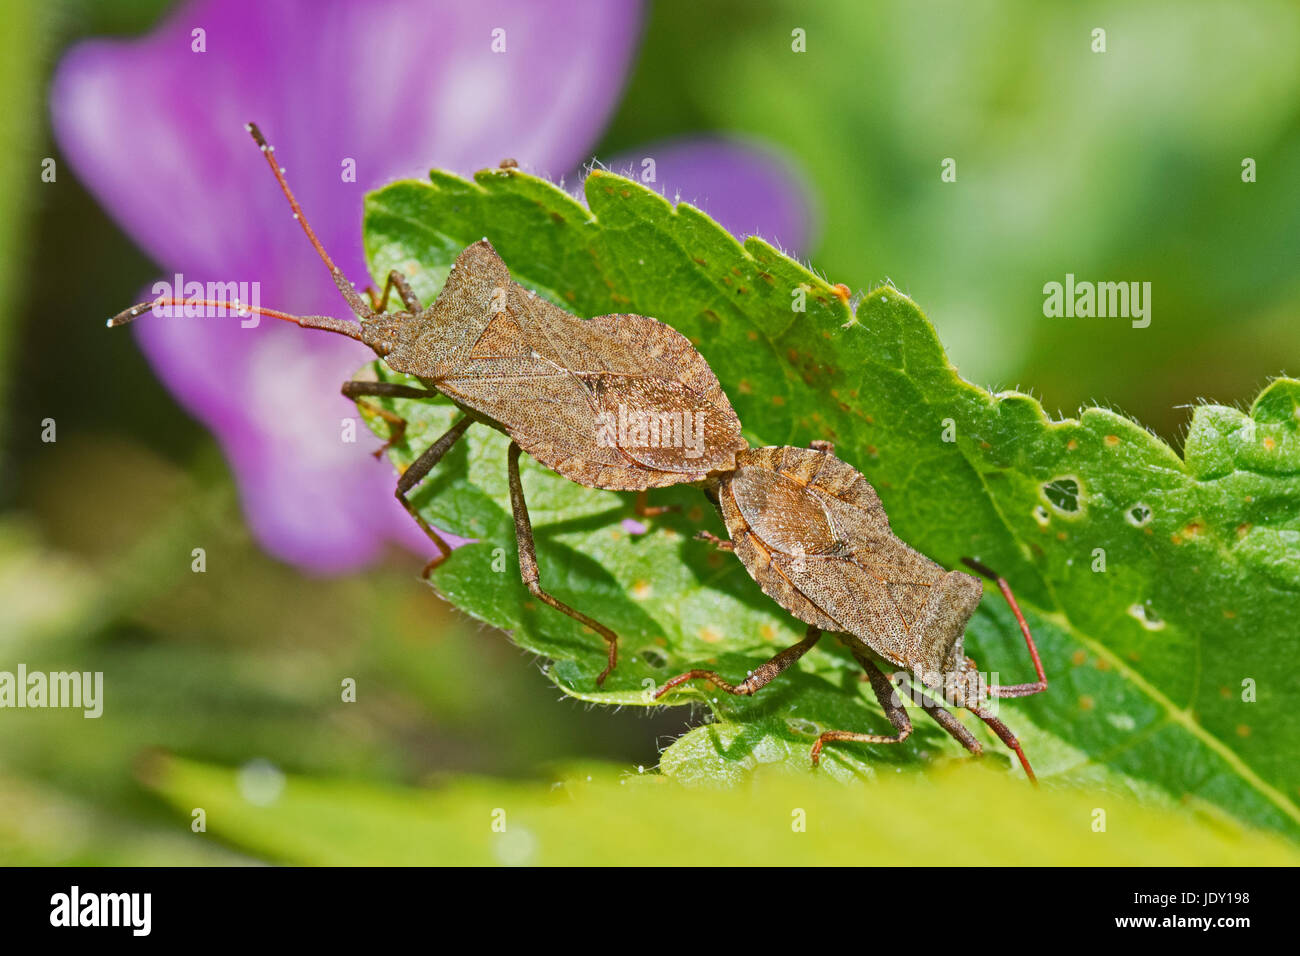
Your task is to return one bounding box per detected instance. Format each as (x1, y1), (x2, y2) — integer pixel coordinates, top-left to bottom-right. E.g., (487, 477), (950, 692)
(108, 298), (362, 340)
(245, 122), (379, 322)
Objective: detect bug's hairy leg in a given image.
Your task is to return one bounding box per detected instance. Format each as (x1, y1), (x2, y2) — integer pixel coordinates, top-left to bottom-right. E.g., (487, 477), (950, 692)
(809, 439), (835, 454)
(810, 651), (912, 766)
(910, 684), (984, 756)
(367, 270), (423, 314)
(692, 530), (734, 553)
(396, 415), (474, 576)
(245, 122), (379, 322)
(342, 381), (440, 458)
(654, 625), (821, 700)
(633, 489), (679, 518)
(508, 442), (622, 686)
(968, 705), (1037, 784)
(961, 557), (1048, 698)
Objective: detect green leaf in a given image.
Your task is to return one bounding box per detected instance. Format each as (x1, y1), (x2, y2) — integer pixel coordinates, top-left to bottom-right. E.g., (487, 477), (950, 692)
(141, 754), (1300, 866)
(356, 167), (1300, 841)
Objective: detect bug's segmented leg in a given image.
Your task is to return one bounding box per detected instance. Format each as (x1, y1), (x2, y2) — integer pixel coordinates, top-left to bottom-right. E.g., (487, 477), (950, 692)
(342, 380), (440, 458)
(692, 530), (734, 553)
(396, 415), (473, 575)
(811, 652), (912, 765)
(367, 270), (424, 314)
(809, 439), (835, 454)
(654, 624), (821, 700)
(507, 442), (622, 686)
(961, 557), (1048, 698)
(968, 704), (1037, 784)
(912, 685), (983, 756)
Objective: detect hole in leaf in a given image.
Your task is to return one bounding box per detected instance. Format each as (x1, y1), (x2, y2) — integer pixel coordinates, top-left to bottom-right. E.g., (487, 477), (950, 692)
(1043, 477), (1081, 513)
(1032, 505), (1050, 527)
(640, 647), (668, 669)
(1128, 602), (1165, 631)
(785, 717), (820, 737)
(1126, 503), (1152, 527)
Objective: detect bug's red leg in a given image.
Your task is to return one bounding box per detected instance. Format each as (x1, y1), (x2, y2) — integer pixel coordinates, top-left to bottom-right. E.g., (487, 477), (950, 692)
(961, 557), (1048, 698)
(342, 381), (439, 458)
(811, 652), (911, 766)
(634, 489), (679, 518)
(245, 122), (378, 321)
(354, 400), (407, 458)
(508, 442), (623, 686)
(367, 270), (423, 314)
(654, 625), (821, 699)
(108, 299), (363, 340)
(396, 415), (473, 576)
(968, 705), (1037, 784)
(692, 530), (734, 553)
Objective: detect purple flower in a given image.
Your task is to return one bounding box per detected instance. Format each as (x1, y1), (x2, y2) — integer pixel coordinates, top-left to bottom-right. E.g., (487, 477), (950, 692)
(52, 0), (814, 573)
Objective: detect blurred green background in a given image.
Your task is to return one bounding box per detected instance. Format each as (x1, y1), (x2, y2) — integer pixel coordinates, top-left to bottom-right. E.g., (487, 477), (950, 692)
(2, 0), (1297, 864)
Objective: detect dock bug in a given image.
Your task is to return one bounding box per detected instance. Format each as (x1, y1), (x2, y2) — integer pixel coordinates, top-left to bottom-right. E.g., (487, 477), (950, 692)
(656, 444), (1049, 780)
(111, 123), (748, 684)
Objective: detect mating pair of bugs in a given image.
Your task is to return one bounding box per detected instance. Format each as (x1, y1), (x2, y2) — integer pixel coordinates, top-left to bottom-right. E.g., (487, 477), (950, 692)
(112, 124), (1048, 779)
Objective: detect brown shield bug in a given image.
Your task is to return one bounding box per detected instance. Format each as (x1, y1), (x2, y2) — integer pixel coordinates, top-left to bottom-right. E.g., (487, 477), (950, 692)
(655, 443), (1049, 780)
(110, 123), (749, 685)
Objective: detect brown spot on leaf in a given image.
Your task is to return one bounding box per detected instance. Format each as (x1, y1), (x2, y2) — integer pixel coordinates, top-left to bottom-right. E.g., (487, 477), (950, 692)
(1079, 696), (1095, 711)
(1071, 650), (1088, 667)
(1105, 434), (1120, 447)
